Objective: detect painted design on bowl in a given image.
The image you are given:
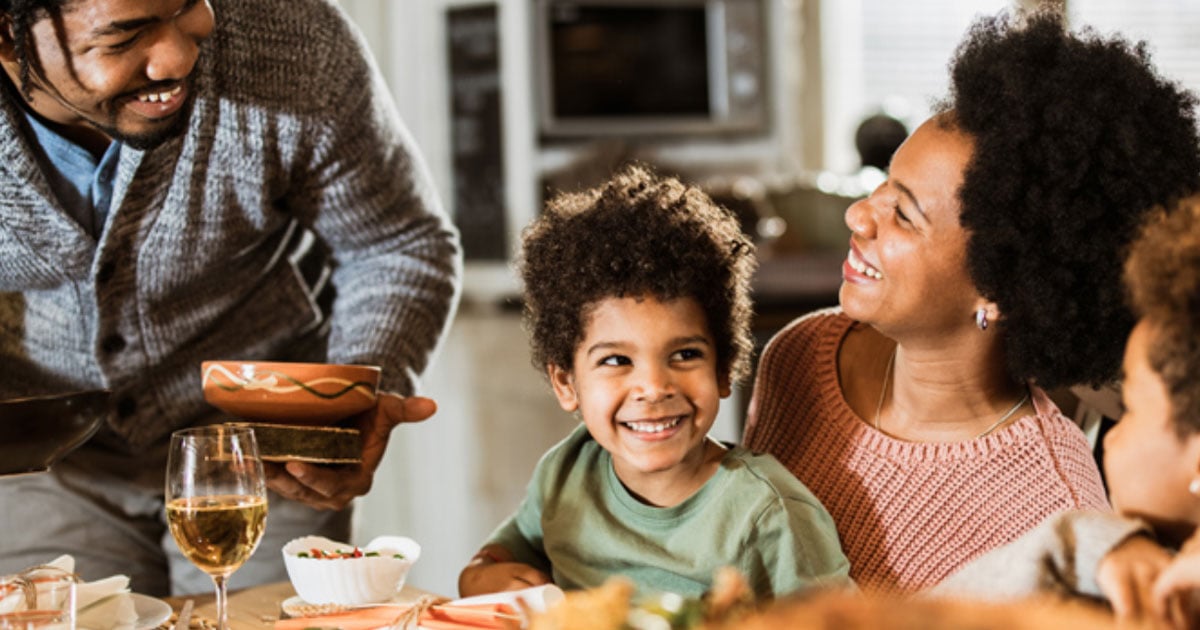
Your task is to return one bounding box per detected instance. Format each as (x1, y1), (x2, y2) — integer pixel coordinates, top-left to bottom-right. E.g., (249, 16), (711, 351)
(202, 364), (378, 402)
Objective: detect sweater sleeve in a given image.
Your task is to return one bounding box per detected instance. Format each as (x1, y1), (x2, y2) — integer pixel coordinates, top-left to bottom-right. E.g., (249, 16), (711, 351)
(930, 510), (1150, 600)
(282, 3), (461, 395)
(744, 495), (854, 598)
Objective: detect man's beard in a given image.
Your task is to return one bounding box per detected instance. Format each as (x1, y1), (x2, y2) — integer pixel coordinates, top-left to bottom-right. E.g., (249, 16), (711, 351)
(95, 97), (193, 151)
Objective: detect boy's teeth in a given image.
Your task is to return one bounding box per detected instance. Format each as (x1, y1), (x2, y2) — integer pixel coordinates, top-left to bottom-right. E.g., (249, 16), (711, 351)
(624, 417), (682, 433)
(848, 248), (883, 280)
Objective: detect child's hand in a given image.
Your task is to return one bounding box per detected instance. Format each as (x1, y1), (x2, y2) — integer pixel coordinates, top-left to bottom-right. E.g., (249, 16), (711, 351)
(1097, 535), (1174, 621)
(458, 545), (553, 597)
(1152, 534), (1200, 629)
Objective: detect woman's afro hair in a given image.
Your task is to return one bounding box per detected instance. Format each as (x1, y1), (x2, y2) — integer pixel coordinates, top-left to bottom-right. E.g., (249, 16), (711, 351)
(938, 9), (1200, 389)
(517, 164), (757, 382)
(1124, 195), (1200, 435)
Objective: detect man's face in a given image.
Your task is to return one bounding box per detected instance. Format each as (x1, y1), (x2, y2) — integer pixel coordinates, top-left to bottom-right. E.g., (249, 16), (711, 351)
(4, 0), (214, 149)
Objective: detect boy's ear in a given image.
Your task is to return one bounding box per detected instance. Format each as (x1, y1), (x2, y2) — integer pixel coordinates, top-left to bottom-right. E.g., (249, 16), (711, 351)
(718, 370), (732, 398)
(1186, 433), (1200, 499)
(547, 363), (579, 412)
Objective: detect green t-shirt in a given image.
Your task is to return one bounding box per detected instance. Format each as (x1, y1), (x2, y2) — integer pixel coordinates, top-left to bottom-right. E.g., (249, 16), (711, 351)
(485, 424), (851, 599)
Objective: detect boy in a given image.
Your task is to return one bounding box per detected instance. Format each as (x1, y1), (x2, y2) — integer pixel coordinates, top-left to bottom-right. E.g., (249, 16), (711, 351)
(932, 194), (1200, 626)
(458, 165), (850, 600)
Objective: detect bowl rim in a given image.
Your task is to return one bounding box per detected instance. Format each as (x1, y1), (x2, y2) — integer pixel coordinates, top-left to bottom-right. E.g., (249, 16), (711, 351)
(201, 360), (382, 374)
(0, 389), (111, 475)
(0, 388), (112, 405)
(282, 535), (421, 562)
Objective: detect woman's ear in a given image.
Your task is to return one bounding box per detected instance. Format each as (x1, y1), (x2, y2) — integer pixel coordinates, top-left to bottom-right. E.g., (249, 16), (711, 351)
(547, 363), (579, 412)
(973, 300), (1001, 330)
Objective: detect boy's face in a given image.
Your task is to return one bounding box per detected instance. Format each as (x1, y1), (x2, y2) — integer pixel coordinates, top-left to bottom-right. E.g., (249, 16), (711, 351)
(0, 0), (214, 149)
(1105, 320), (1200, 546)
(548, 295), (730, 484)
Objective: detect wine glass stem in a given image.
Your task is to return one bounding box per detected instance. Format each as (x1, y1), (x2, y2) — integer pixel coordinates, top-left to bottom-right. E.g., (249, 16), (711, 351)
(212, 574), (229, 630)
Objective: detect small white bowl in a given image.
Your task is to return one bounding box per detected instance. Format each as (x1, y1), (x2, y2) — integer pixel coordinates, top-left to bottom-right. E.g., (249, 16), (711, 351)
(282, 535), (421, 605)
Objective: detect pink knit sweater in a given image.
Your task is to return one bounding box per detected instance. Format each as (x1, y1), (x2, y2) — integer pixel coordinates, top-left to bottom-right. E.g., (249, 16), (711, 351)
(742, 309), (1109, 593)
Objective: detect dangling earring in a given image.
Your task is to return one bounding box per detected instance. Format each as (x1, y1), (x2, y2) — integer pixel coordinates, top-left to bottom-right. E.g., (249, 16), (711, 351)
(975, 308), (989, 331)
(1189, 478), (1200, 497)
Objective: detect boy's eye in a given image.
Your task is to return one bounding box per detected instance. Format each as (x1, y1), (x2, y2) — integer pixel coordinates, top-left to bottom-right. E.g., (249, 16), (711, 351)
(599, 355), (631, 367)
(671, 348), (704, 361)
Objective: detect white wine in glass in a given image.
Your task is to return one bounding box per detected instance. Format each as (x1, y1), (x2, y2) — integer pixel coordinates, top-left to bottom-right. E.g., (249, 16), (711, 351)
(166, 426), (267, 630)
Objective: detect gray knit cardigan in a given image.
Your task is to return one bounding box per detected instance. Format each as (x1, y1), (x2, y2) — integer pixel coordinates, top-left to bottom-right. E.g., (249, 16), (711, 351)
(0, 0), (462, 448)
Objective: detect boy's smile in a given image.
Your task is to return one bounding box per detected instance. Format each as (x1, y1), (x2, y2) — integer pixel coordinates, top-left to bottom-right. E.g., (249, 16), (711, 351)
(549, 295), (730, 506)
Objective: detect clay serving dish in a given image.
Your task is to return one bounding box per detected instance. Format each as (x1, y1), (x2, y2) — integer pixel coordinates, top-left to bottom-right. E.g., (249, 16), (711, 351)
(0, 390), (111, 476)
(201, 361), (381, 425)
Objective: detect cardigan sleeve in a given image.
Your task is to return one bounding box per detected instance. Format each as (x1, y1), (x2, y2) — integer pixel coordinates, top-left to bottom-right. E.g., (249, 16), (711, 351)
(279, 4), (461, 396)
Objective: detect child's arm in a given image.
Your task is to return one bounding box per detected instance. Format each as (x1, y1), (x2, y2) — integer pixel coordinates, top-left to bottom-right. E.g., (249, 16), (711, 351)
(931, 510), (1150, 600)
(458, 543), (552, 597)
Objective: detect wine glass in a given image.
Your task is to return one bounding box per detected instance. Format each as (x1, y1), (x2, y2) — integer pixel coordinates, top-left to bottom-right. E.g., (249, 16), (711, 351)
(165, 426), (267, 630)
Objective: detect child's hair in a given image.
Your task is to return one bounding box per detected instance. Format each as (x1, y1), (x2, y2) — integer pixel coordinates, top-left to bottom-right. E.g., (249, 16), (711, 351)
(1124, 193), (1200, 435)
(518, 164), (757, 383)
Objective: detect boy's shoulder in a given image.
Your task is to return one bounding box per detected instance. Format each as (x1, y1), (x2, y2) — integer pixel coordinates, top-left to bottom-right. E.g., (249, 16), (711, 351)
(718, 447), (826, 509)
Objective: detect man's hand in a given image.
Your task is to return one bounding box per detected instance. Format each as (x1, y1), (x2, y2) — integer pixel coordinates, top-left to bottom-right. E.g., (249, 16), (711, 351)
(264, 393), (436, 510)
(1097, 535), (1174, 622)
(458, 545), (552, 597)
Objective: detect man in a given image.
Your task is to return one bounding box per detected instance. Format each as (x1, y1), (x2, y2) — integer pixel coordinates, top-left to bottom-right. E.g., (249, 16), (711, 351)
(0, 0), (461, 595)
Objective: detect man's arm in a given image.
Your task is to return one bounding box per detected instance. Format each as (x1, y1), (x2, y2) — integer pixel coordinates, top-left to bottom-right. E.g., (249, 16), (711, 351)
(264, 6), (461, 507)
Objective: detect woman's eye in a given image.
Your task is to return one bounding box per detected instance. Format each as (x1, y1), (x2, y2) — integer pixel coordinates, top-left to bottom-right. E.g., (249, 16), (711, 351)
(895, 207), (911, 224)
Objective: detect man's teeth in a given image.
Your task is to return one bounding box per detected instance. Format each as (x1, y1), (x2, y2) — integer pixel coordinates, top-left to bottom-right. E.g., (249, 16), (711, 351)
(137, 86), (182, 103)
(623, 417), (682, 433)
(848, 248), (883, 280)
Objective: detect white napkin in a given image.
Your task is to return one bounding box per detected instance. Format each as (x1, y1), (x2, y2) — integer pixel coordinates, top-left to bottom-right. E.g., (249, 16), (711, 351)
(41, 555), (137, 630)
(447, 584), (565, 624)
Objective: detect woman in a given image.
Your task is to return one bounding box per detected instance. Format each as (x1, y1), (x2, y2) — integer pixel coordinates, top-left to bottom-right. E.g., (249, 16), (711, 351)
(742, 10), (1200, 593)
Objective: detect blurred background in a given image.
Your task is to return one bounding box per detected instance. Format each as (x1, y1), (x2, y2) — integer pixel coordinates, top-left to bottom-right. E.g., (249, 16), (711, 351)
(326, 0), (1200, 596)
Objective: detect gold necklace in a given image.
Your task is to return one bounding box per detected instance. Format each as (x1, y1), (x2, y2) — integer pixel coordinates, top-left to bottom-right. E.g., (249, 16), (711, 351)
(873, 347), (1031, 439)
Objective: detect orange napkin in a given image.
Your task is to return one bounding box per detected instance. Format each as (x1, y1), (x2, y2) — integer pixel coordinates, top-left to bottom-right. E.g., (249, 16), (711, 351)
(274, 601), (520, 630)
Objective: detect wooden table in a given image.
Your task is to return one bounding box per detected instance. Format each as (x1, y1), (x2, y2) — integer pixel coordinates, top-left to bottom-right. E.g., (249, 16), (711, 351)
(165, 582), (443, 630)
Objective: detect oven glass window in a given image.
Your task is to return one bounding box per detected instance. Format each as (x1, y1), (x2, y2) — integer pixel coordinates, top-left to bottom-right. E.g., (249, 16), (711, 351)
(549, 5), (711, 117)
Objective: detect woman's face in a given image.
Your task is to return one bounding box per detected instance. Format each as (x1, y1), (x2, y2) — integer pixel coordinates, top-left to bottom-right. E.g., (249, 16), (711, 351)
(1105, 320), (1200, 546)
(839, 117), (983, 337)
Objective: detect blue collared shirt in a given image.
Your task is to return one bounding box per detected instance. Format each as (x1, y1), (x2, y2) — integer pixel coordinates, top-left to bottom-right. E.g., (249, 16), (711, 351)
(23, 110), (121, 240)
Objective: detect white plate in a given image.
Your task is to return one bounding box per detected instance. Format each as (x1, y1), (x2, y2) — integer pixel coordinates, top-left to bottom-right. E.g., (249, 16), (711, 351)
(131, 593), (172, 630)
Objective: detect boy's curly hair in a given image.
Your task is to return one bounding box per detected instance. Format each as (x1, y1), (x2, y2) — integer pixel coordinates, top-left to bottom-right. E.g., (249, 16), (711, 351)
(518, 164), (757, 383)
(1124, 195), (1200, 435)
(938, 10), (1200, 389)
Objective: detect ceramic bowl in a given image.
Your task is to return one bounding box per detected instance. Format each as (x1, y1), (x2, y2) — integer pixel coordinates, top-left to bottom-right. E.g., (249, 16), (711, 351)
(283, 535), (421, 605)
(201, 361), (381, 425)
(0, 390), (111, 476)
